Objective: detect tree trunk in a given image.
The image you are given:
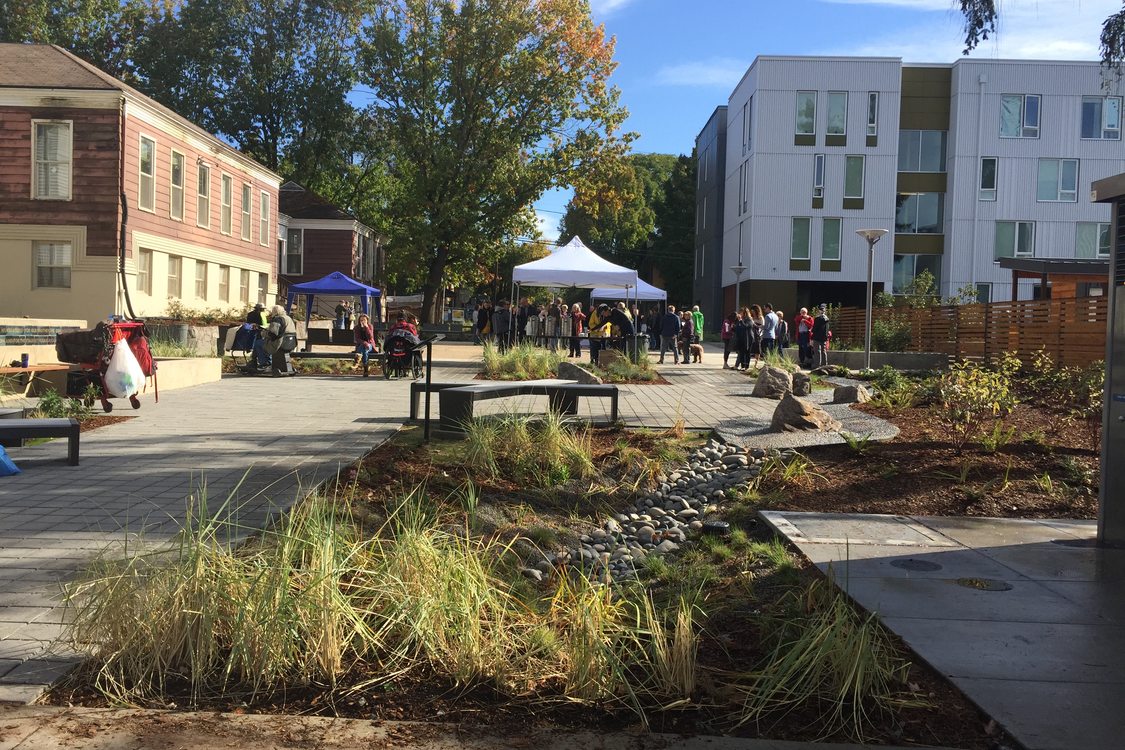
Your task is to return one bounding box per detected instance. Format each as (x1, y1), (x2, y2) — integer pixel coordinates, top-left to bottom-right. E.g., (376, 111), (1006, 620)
(421, 245), (449, 324)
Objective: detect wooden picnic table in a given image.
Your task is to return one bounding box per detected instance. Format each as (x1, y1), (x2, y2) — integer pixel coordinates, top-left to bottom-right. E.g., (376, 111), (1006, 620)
(0, 364), (72, 397)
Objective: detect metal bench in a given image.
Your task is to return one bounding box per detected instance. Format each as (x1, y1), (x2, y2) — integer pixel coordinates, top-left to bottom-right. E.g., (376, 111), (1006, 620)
(435, 382), (619, 432)
(0, 418), (80, 466)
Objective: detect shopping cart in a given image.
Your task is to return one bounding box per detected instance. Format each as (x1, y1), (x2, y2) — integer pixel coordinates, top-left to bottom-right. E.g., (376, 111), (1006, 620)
(56, 321), (157, 412)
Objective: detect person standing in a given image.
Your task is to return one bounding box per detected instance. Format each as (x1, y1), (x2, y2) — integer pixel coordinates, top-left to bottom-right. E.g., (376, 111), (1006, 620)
(733, 309), (751, 370)
(658, 305), (681, 364)
(587, 304), (603, 363)
(776, 311), (789, 355)
(569, 303), (586, 357)
(353, 313), (376, 377)
(811, 304), (831, 368)
(476, 301), (493, 345)
(794, 307), (815, 368)
(721, 313), (736, 368)
(691, 305), (705, 344)
(748, 305), (765, 367)
(678, 310), (695, 365)
(492, 299), (513, 352)
(516, 298), (531, 345)
(761, 303), (778, 356)
(335, 300), (348, 330)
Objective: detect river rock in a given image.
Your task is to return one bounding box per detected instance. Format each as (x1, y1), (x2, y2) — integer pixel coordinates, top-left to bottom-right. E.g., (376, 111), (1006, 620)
(771, 393), (844, 433)
(792, 371), (811, 396)
(558, 360), (603, 385)
(752, 365), (794, 399)
(521, 567), (544, 582)
(832, 384), (872, 404)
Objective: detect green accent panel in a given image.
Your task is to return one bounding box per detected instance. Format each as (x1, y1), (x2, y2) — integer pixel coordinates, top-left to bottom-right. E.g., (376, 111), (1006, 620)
(812, 196), (824, 209)
(820, 259), (841, 272)
(794, 134), (815, 146)
(896, 172), (947, 193)
(866, 135), (878, 147)
(789, 258), (811, 271)
(842, 197), (865, 210)
(900, 66), (951, 129)
(894, 234), (945, 254)
(826, 134), (846, 147)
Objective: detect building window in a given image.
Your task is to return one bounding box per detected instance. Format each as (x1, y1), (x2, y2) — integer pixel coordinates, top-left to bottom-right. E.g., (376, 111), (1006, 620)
(34, 241), (71, 288)
(139, 136), (156, 212)
(167, 255), (182, 298)
(867, 92), (878, 136)
(219, 265), (230, 302)
(241, 184), (252, 241)
(194, 260), (207, 300)
(895, 193), (944, 234)
(220, 175), (233, 235)
(979, 157), (997, 201)
(197, 164), (211, 228)
(822, 218), (841, 261)
(995, 221), (1035, 260)
(137, 249), (152, 294)
(31, 121), (72, 200)
(844, 155), (864, 199)
(257, 272), (269, 305)
(897, 130), (946, 172)
(737, 163), (746, 215)
(827, 92), (847, 136)
(796, 91), (816, 135)
(259, 191), (270, 246)
(1000, 93), (1040, 138)
(975, 283), (991, 303)
(170, 151), (185, 220)
(813, 154), (825, 198)
(1076, 222), (1111, 259)
(239, 269), (250, 304)
(790, 217), (811, 260)
(746, 95), (753, 152)
(1036, 158), (1078, 202)
(1081, 96), (1121, 140)
(286, 227), (304, 274)
(893, 254), (941, 294)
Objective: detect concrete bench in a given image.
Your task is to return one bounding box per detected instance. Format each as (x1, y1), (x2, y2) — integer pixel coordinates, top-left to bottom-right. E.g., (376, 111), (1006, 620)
(0, 418), (80, 466)
(434, 382), (619, 432)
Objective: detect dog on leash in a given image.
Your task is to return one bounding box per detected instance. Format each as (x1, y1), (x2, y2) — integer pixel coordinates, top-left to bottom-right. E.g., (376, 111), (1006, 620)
(689, 343), (704, 363)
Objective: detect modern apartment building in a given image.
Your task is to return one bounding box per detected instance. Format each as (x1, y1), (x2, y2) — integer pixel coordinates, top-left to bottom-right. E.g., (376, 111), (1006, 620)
(0, 43), (283, 323)
(698, 56), (1122, 316)
(693, 105), (726, 331)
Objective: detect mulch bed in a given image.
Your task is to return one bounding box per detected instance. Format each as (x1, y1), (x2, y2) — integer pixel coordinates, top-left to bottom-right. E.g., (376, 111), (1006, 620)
(758, 402), (1098, 519)
(79, 415), (134, 432)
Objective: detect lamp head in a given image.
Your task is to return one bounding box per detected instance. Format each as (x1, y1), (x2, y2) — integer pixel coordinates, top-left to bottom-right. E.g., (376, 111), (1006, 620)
(730, 264), (747, 275)
(855, 228), (888, 244)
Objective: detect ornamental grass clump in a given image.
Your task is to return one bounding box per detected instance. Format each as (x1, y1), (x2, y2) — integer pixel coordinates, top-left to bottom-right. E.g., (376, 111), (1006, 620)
(462, 410), (593, 487)
(481, 342), (564, 380)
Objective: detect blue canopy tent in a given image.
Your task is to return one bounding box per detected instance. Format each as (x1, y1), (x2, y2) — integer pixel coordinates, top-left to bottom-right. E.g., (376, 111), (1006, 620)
(285, 272), (382, 327)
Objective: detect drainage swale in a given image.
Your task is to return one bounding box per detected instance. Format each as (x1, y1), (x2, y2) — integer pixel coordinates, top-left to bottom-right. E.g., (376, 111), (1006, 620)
(956, 577), (1013, 591)
(890, 559), (943, 572)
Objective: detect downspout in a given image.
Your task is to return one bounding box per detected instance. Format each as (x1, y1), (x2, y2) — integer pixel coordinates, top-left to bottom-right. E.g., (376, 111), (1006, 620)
(970, 70), (987, 295)
(118, 95), (138, 320)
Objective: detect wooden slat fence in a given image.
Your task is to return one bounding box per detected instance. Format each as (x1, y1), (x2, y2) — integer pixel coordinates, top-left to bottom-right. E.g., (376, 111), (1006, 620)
(831, 297), (1108, 367)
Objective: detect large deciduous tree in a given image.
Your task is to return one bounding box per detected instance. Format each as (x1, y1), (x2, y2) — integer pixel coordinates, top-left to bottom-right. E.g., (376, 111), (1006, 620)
(359, 0), (631, 322)
(649, 153), (695, 305)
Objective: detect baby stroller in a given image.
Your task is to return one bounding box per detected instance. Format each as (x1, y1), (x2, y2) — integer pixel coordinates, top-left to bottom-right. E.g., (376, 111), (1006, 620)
(383, 331), (423, 380)
(56, 321), (156, 412)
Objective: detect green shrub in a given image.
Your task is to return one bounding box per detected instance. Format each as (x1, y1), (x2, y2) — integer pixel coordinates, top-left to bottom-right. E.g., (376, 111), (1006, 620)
(870, 317), (911, 352)
(34, 390), (92, 420)
(935, 360), (1017, 453)
(481, 342), (564, 380)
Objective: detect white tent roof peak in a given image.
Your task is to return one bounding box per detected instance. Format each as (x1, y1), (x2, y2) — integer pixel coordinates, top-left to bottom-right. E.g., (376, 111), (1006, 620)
(513, 236), (639, 289)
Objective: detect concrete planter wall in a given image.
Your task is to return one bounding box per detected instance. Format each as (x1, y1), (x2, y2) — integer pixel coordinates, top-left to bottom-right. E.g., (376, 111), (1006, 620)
(779, 348), (947, 371)
(147, 324), (221, 358)
(33, 356), (221, 398)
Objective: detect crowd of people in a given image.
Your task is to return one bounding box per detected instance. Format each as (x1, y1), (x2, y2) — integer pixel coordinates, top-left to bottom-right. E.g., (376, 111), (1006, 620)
(471, 297), (647, 362)
(718, 303), (832, 370)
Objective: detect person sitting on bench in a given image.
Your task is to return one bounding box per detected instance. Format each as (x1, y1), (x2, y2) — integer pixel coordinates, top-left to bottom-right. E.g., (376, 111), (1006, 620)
(246, 305), (296, 372)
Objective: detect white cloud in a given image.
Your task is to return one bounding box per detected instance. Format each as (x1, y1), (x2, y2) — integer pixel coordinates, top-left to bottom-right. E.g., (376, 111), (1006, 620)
(535, 211), (560, 243)
(589, 0), (637, 16)
(655, 57), (750, 88)
(823, 0), (1120, 61)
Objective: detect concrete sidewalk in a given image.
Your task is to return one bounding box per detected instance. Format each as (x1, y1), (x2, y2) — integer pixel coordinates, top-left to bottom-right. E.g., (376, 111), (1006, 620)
(0, 705), (961, 750)
(761, 511), (1125, 750)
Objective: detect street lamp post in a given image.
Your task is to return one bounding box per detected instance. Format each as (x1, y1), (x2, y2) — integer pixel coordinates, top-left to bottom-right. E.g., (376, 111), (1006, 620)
(731, 264), (747, 314)
(855, 229), (888, 371)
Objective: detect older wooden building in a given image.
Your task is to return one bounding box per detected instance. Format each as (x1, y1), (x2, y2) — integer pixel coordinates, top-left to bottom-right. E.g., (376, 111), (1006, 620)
(0, 43), (282, 323)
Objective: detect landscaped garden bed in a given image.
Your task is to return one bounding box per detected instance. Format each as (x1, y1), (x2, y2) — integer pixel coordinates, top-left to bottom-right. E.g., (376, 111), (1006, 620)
(479, 342), (668, 384)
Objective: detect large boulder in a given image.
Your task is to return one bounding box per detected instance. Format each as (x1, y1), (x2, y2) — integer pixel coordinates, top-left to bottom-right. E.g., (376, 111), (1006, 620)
(832, 384), (871, 404)
(752, 365), (793, 399)
(771, 394), (843, 433)
(792, 371), (812, 397)
(598, 348), (626, 369)
(558, 360), (603, 385)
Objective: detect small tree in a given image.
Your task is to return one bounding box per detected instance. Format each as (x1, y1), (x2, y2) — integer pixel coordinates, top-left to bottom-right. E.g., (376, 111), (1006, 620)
(936, 359), (1018, 454)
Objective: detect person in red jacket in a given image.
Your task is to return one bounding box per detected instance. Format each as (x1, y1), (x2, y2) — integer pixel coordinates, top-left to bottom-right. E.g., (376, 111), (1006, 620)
(794, 307), (816, 368)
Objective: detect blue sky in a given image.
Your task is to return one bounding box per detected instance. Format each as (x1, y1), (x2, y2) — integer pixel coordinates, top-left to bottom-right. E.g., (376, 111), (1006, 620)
(534, 0), (1120, 239)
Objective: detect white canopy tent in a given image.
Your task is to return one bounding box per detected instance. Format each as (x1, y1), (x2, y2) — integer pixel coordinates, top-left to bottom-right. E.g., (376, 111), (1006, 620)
(590, 278), (666, 302)
(512, 236), (639, 290)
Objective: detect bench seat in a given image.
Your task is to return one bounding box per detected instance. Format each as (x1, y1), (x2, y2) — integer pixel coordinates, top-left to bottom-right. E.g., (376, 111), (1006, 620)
(428, 381), (619, 432)
(0, 418), (80, 466)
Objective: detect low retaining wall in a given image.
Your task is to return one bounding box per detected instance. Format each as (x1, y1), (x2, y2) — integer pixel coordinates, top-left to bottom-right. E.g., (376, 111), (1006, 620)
(780, 348), (947, 371)
(0, 317), (86, 367)
(31, 356), (221, 398)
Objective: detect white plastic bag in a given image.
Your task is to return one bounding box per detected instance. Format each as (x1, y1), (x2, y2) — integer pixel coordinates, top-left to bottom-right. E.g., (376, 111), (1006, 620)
(104, 339), (145, 398)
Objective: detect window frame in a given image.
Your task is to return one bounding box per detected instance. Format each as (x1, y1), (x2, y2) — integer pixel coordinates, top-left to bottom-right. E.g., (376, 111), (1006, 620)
(795, 91), (817, 136)
(259, 191), (270, 247)
(220, 173), (233, 236)
(33, 240), (72, 289)
(138, 135), (157, 213)
(895, 192), (944, 234)
(31, 119), (73, 201)
(194, 259), (207, 300)
(1036, 158), (1078, 203)
(196, 163), (211, 228)
(257, 272), (269, 306)
(867, 92), (878, 137)
(167, 254), (182, 298)
(843, 155), (865, 199)
(979, 156), (997, 201)
(219, 265), (231, 302)
(239, 268), (251, 304)
(137, 249), (152, 295)
(790, 217), (811, 261)
(821, 217), (841, 261)
(1080, 95), (1122, 140)
(994, 220), (1035, 260)
(1076, 221), (1111, 259)
(1000, 93), (1040, 138)
(745, 95), (753, 152)
(826, 91), (848, 136)
(285, 227), (304, 275)
(241, 183), (253, 241)
(813, 153), (825, 198)
(897, 129), (947, 173)
(170, 150), (185, 221)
